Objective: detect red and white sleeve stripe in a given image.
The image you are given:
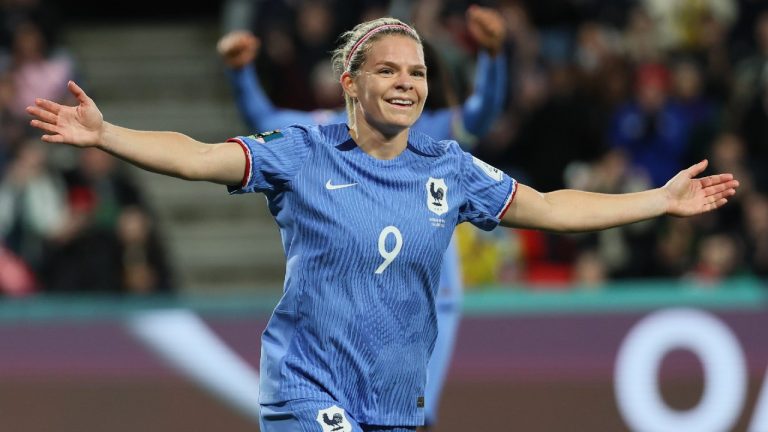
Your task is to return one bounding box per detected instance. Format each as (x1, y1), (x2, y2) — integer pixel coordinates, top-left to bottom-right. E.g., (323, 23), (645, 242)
(496, 181), (518, 220)
(227, 138), (252, 189)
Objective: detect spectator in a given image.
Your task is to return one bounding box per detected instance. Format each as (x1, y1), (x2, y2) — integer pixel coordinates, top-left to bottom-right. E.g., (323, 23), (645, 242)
(42, 149), (173, 294)
(740, 84), (768, 192)
(623, 6), (663, 64)
(0, 138), (66, 273)
(6, 20), (74, 120)
(0, 0), (61, 51)
(689, 232), (743, 284)
(117, 206), (174, 295)
(730, 10), (768, 123)
(670, 57), (721, 165)
(742, 192), (768, 277)
(609, 63), (692, 188)
(0, 71), (25, 170)
(643, 0), (737, 54)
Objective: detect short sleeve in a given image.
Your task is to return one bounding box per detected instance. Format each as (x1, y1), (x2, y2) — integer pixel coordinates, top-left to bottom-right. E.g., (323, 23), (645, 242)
(226, 126), (312, 194)
(458, 153), (517, 231)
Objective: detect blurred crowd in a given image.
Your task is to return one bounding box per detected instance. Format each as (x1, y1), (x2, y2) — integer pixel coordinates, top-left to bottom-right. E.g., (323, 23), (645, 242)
(462, 0), (768, 288)
(0, 0), (174, 296)
(0, 0), (766, 296)
(232, 0), (768, 289)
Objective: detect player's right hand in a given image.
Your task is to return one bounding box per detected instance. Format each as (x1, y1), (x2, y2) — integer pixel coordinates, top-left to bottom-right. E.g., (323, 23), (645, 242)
(217, 30), (260, 69)
(26, 81), (104, 148)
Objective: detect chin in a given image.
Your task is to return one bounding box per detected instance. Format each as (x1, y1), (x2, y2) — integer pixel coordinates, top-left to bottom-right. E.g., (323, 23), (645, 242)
(366, 115), (415, 135)
(388, 119), (417, 132)
(388, 112), (420, 127)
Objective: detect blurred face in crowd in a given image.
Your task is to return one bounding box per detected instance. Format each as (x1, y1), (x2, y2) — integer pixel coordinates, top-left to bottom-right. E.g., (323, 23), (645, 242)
(672, 60), (702, 102)
(744, 194), (768, 236)
(636, 65), (670, 112)
(13, 21), (46, 62)
(118, 206), (151, 244)
(698, 234), (739, 279)
(81, 147), (116, 179)
(711, 133), (745, 173)
(10, 140), (47, 183)
(345, 35), (428, 136)
(297, 2), (334, 45)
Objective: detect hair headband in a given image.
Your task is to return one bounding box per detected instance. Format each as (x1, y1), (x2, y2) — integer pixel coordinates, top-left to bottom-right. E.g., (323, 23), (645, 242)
(344, 24), (417, 71)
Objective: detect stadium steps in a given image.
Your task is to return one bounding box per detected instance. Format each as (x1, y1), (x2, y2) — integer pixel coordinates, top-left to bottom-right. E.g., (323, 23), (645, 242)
(63, 20), (286, 293)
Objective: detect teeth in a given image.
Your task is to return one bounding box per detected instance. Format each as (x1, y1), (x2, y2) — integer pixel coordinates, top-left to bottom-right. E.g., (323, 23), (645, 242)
(389, 99), (413, 105)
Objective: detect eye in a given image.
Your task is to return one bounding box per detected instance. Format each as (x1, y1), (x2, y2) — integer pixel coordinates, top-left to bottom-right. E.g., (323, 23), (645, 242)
(378, 68), (394, 76)
(411, 70), (426, 78)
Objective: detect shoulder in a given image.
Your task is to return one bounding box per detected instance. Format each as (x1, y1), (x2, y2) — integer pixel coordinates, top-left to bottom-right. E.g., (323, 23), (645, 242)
(279, 123), (350, 148)
(407, 129), (463, 159)
(239, 123), (349, 147)
(316, 123), (353, 145)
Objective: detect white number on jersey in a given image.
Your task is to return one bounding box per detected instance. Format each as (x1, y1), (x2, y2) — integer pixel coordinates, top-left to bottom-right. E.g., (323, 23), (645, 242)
(375, 226), (403, 274)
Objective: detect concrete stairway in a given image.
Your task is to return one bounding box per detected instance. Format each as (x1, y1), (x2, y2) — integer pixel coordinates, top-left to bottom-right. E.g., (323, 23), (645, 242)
(63, 20), (286, 293)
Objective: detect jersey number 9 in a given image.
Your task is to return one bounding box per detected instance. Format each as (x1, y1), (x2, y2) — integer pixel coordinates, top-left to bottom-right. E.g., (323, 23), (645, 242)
(375, 226), (403, 274)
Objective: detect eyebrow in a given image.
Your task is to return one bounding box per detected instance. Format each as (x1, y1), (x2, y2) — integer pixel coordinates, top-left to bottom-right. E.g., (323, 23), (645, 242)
(373, 61), (427, 71)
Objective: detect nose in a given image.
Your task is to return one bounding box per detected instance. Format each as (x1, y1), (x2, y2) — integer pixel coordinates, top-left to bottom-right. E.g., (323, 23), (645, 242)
(394, 71), (414, 91)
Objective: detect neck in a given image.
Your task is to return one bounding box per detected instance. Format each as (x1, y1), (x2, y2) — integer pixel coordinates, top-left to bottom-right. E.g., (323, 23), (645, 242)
(348, 115), (409, 160)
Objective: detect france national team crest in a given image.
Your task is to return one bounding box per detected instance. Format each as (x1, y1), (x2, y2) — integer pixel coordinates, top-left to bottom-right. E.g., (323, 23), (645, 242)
(426, 177), (448, 216)
(316, 405), (352, 432)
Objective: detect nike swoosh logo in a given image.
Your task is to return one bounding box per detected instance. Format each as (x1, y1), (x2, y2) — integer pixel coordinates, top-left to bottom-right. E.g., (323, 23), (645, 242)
(325, 180), (358, 190)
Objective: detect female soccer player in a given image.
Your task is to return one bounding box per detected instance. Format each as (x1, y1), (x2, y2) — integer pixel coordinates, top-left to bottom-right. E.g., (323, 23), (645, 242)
(216, 6), (507, 428)
(28, 17), (737, 432)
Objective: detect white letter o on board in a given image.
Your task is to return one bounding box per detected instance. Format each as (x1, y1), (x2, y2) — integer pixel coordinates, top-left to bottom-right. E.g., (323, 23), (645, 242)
(614, 308), (746, 432)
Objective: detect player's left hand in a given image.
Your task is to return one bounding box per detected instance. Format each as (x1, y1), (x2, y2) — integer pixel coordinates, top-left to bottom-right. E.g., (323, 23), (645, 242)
(663, 160), (739, 217)
(466, 5), (505, 57)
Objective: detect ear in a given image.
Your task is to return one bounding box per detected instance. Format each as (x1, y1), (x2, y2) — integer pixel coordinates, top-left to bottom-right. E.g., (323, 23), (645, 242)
(340, 71), (358, 99)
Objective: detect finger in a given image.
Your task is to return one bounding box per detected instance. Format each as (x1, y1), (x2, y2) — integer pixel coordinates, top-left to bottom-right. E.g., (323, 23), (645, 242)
(229, 29), (252, 39)
(471, 8), (502, 31)
(699, 173), (734, 187)
(702, 181), (730, 196)
(711, 198), (728, 210)
(30, 119), (62, 135)
(717, 189), (736, 200)
(26, 106), (58, 124)
(687, 159), (708, 178)
(216, 35), (233, 54)
(230, 32), (254, 48)
(704, 179), (739, 194)
(41, 134), (65, 143)
(218, 32), (244, 53)
(35, 98), (61, 115)
(699, 197), (728, 213)
(469, 10), (492, 31)
(242, 31), (257, 44)
(68, 81), (90, 104)
(705, 189), (737, 204)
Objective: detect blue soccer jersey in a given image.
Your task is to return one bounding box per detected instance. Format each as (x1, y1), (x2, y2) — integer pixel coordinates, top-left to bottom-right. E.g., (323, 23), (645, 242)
(228, 123), (516, 426)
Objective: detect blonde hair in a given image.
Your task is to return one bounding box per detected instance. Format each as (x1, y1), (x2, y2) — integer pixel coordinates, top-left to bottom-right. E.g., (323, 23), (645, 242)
(331, 18), (422, 123)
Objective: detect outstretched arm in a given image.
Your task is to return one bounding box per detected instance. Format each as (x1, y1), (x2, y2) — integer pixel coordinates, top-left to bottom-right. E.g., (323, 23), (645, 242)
(27, 81), (245, 185)
(217, 30), (338, 131)
(502, 160), (739, 232)
(459, 5), (507, 138)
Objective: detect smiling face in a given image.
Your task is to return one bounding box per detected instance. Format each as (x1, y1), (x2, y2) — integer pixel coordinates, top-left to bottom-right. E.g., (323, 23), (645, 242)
(343, 35), (428, 137)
